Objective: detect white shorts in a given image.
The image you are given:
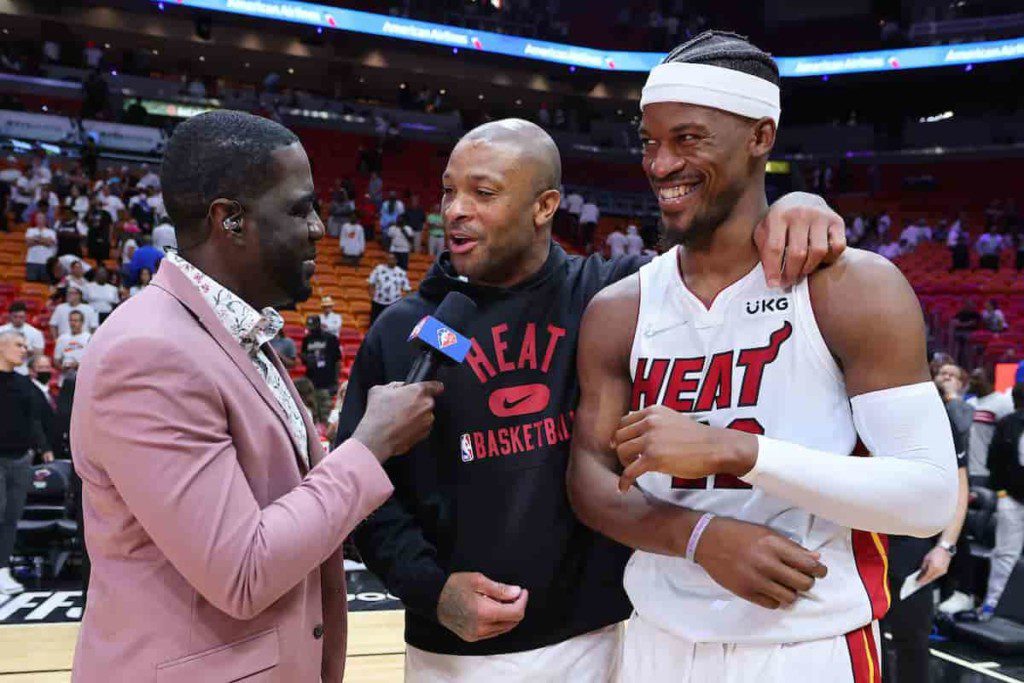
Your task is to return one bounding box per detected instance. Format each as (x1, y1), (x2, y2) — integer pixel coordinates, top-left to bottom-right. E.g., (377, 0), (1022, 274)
(618, 613), (881, 683)
(405, 623), (623, 683)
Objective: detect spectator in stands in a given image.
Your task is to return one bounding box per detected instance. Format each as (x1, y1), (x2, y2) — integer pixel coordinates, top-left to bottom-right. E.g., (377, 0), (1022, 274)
(67, 185), (89, 220)
(24, 215), (56, 283)
(269, 328), (297, 369)
(54, 205), (86, 258)
(129, 268), (153, 297)
(899, 220), (924, 250)
(625, 224), (645, 256)
(979, 383), (1024, 620)
(128, 188), (155, 231)
(58, 255), (90, 281)
(340, 217), (365, 266)
(878, 238), (903, 261)
(99, 185), (125, 223)
(301, 316), (341, 422)
(0, 329), (51, 596)
(578, 197), (600, 253)
(54, 310), (91, 383)
(849, 213), (865, 244)
(380, 192), (405, 234)
(152, 215), (177, 253)
(292, 376), (326, 430)
(136, 164), (160, 190)
(64, 259), (89, 292)
(119, 231), (138, 277)
(368, 252), (410, 324)
(45, 257), (65, 288)
(27, 355), (58, 462)
(8, 170), (31, 219)
(982, 299), (1009, 333)
(319, 296), (343, 338)
(405, 194), (426, 253)
(934, 363), (979, 618)
(326, 182), (351, 238)
(605, 225), (627, 258)
(85, 196), (112, 262)
(50, 286), (98, 338)
(147, 187), (165, 221)
(936, 363), (974, 465)
(949, 224), (970, 271)
(884, 362), (972, 678)
(976, 227), (1002, 270)
(128, 235), (164, 286)
(966, 367), (1015, 483)
(0, 302), (43, 376)
(565, 188), (584, 229)
(426, 203), (445, 258)
(33, 184), (59, 224)
(85, 266), (118, 323)
(951, 299), (981, 361)
(368, 171), (384, 207)
(387, 215), (414, 270)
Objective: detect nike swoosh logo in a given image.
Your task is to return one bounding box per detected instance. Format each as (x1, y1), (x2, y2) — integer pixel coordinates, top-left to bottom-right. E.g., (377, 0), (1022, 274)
(502, 394), (533, 410)
(643, 320), (688, 337)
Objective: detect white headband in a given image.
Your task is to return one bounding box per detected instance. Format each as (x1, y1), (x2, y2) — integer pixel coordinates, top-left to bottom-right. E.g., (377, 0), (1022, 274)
(640, 62), (781, 125)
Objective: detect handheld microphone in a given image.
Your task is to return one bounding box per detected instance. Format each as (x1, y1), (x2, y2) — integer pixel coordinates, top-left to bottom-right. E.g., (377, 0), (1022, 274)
(405, 291), (477, 383)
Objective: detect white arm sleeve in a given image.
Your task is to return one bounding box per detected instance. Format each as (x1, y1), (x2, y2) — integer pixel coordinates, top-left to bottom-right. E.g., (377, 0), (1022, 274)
(740, 382), (958, 537)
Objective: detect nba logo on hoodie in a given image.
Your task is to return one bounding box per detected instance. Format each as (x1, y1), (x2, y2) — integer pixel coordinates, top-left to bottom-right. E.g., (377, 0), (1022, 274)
(460, 433), (475, 462)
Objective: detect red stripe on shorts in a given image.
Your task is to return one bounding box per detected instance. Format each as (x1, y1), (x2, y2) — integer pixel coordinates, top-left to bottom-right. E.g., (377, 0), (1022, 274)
(851, 529), (891, 620)
(845, 624), (880, 683)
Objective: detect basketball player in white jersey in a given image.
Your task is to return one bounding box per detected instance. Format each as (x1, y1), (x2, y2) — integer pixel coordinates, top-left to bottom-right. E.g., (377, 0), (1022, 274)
(568, 32), (958, 682)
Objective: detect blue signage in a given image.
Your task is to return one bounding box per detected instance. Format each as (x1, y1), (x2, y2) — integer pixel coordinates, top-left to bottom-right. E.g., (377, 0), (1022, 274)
(154, 0), (1024, 76)
(407, 315), (472, 364)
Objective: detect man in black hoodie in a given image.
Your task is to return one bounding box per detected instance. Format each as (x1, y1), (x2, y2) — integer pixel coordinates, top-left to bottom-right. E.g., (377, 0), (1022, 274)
(982, 383), (1024, 616)
(337, 118), (846, 680)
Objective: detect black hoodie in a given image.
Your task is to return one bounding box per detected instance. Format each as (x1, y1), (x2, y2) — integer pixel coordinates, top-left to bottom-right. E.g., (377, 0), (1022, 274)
(336, 243), (647, 655)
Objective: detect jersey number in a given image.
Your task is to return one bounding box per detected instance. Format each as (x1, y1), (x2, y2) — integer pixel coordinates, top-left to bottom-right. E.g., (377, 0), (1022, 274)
(670, 418), (764, 490)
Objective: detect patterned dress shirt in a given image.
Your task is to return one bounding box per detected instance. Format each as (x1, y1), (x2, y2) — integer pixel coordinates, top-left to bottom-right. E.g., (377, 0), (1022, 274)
(165, 252), (309, 467)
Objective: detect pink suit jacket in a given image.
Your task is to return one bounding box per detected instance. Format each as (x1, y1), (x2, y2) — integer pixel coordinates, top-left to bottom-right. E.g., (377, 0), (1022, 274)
(70, 262), (393, 682)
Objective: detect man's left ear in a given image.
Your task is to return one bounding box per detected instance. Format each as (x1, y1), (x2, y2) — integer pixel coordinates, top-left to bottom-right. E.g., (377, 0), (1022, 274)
(534, 189), (561, 228)
(750, 118), (777, 158)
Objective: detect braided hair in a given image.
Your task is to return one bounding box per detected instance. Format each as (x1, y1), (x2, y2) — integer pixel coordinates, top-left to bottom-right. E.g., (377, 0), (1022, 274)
(661, 30), (780, 87)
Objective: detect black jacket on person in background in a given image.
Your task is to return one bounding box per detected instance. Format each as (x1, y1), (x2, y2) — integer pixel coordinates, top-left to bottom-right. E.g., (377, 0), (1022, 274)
(988, 409), (1024, 503)
(336, 243), (646, 656)
(0, 370), (49, 458)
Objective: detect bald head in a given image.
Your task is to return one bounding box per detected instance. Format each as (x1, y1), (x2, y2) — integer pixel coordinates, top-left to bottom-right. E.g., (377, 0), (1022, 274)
(458, 119), (561, 195)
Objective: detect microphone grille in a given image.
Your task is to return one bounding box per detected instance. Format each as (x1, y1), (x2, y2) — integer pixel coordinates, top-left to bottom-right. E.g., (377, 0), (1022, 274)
(433, 291), (477, 332)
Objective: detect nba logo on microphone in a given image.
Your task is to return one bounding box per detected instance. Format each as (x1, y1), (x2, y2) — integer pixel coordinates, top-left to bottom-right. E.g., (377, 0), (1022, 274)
(460, 433), (474, 462)
(437, 328), (457, 349)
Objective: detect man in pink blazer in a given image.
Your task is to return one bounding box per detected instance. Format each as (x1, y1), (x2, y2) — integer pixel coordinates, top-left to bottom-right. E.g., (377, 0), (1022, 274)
(70, 110), (439, 682)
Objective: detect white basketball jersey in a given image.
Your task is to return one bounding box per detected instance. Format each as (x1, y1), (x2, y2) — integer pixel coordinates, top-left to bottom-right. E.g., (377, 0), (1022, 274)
(624, 247), (889, 645)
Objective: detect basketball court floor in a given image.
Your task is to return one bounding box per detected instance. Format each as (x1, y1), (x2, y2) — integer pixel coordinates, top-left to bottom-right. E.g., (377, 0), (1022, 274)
(0, 570), (1022, 682)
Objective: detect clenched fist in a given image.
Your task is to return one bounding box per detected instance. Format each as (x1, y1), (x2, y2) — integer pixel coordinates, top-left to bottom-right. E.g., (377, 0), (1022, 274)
(612, 405), (758, 492)
(437, 572), (529, 642)
(352, 381), (443, 462)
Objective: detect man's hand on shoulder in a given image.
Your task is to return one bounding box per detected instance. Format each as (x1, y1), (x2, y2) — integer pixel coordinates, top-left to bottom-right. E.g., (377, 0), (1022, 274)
(755, 192), (845, 289)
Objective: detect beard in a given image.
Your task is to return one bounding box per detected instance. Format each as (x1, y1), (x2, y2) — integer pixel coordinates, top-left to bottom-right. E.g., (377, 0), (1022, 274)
(659, 179), (745, 252)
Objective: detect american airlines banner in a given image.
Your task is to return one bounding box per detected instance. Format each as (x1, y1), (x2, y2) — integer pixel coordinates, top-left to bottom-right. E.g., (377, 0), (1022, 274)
(153, 0), (1024, 76)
